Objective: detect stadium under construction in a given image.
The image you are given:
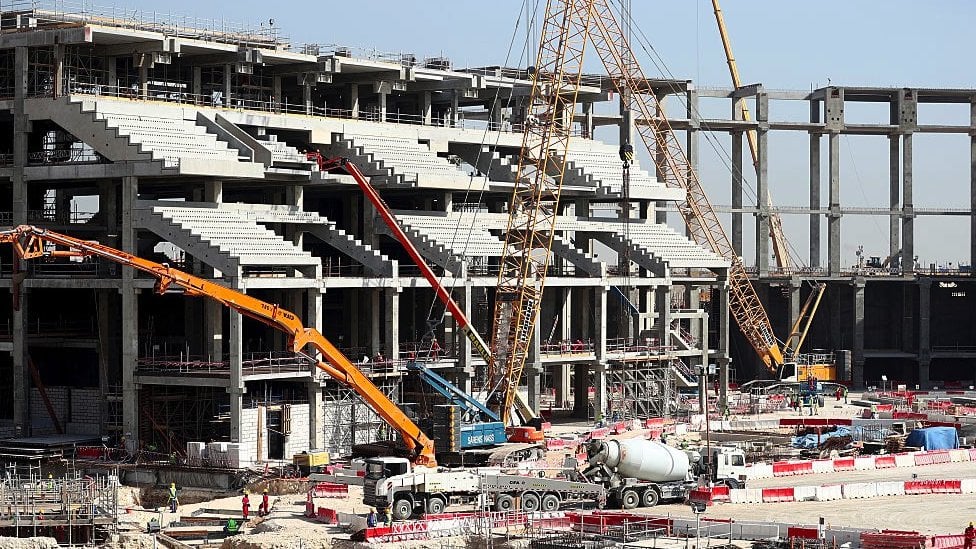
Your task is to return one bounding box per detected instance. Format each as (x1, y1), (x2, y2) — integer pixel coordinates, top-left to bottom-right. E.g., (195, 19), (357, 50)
(0, 1), (972, 474)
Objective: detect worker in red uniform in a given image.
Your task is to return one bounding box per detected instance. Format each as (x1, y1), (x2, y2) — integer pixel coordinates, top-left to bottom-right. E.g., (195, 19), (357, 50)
(965, 522), (975, 549)
(259, 488), (270, 516)
(241, 491), (251, 520)
(429, 338), (441, 361)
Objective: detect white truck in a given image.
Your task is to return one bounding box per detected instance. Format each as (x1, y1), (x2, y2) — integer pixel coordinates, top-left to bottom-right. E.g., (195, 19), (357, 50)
(577, 439), (748, 509)
(363, 456), (606, 520)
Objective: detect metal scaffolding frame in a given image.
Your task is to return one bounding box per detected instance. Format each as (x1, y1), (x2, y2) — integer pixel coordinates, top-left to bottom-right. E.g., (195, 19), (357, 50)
(606, 357), (676, 420)
(321, 374), (402, 457)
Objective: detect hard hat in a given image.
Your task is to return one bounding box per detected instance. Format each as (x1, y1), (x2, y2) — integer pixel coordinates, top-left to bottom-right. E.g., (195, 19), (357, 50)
(971, 522), (974, 527)
(263, 488), (268, 493)
(48, 474), (53, 479)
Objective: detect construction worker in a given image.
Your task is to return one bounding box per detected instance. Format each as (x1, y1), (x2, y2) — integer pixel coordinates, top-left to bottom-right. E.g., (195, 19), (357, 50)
(168, 482), (179, 513)
(429, 338), (441, 361)
(367, 508), (377, 528)
(224, 517), (239, 535)
(384, 507), (393, 526)
(965, 522), (975, 549)
(241, 491), (251, 520)
(259, 488), (270, 516)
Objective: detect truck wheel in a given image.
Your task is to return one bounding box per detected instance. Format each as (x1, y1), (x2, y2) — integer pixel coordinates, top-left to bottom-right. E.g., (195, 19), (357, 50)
(521, 492), (540, 512)
(724, 478), (741, 490)
(620, 489), (639, 510)
(541, 493), (560, 512)
(425, 495), (446, 514)
(392, 498), (413, 521)
(494, 493), (515, 512)
(641, 488), (660, 507)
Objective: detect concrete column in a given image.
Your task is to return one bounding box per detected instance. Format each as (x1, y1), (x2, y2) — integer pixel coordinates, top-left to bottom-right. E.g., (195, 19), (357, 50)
(654, 93), (668, 225)
(901, 133), (915, 273)
(107, 56), (118, 95)
(421, 91), (432, 125)
(853, 279), (865, 388)
(223, 64), (233, 107)
(306, 288), (323, 448)
(12, 46), (28, 225)
(593, 286), (608, 419)
(656, 284), (671, 348)
(450, 90), (460, 128)
(348, 83), (359, 118)
(809, 161), (821, 268)
(228, 287), (244, 444)
(11, 288), (26, 436)
(717, 273), (731, 409)
(918, 279), (931, 387)
(971, 100), (976, 270)
(303, 79), (313, 115)
(272, 75), (282, 112)
(120, 175), (139, 449)
(526, 301), (542, 412)
(593, 362), (607, 422)
(384, 288), (400, 358)
(889, 135), (901, 264)
(756, 92), (770, 276)
(553, 288), (573, 407)
(731, 128), (744, 256)
(686, 86), (699, 176)
(96, 290), (114, 433)
(828, 132), (841, 275)
(573, 364), (589, 418)
(138, 63), (149, 99)
(192, 66), (202, 102)
(369, 290), (380, 355)
(489, 97), (502, 131)
(52, 44), (64, 97)
(377, 91), (388, 122)
(582, 101), (594, 138)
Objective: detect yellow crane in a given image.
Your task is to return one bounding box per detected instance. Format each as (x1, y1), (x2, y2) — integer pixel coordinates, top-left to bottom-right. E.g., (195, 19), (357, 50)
(711, 0), (793, 274)
(487, 0), (596, 424)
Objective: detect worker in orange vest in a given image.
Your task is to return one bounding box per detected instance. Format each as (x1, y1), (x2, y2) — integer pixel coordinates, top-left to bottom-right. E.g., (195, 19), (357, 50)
(965, 522), (974, 549)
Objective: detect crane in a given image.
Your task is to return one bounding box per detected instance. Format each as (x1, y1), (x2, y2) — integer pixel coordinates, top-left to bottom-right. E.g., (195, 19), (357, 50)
(487, 0), (596, 424)
(710, 0), (793, 274)
(583, 0), (785, 372)
(0, 225), (438, 466)
(310, 154), (543, 440)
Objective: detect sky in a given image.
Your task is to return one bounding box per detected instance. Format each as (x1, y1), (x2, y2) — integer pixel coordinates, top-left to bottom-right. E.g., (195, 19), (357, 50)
(114, 0), (976, 266)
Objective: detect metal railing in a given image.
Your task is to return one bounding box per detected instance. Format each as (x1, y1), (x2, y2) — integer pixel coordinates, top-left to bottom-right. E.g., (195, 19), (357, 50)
(135, 350), (315, 376)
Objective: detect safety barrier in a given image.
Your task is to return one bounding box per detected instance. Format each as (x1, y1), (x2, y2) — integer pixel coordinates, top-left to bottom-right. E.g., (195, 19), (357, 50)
(745, 462), (774, 479)
(874, 455), (896, 468)
(814, 484), (843, 501)
(793, 485), (816, 501)
(854, 456), (876, 470)
(961, 478), (976, 494)
(761, 487), (794, 502)
(842, 482), (878, 499)
(311, 482), (349, 498)
(710, 485), (731, 502)
(772, 461), (814, 476)
(812, 459), (834, 473)
(832, 457), (855, 471)
(861, 530), (928, 549)
(875, 481), (906, 497)
(950, 449), (970, 462)
(902, 479), (961, 494)
(915, 450), (952, 466)
(895, 453), (917, 467)
(316, 507), (338, 524)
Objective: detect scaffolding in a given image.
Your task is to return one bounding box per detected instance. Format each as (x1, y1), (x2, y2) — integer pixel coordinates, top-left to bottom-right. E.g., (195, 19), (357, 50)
(321, 374), (402, 457)
(606, 358), (676, 421)
(0, 465), (118, 544)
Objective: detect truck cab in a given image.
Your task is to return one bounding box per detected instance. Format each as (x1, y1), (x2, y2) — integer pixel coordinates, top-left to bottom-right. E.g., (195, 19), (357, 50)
(363, 457), (412, 509)
(708, 447), (747, 489)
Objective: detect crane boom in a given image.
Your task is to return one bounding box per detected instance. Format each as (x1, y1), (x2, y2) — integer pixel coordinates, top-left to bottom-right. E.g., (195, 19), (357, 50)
(0, 225), (437, 466)
(711, 0), (792, 273)
(586, 0), (784, 371)
(488, 0), (595, 424)
(317, 156), (541, 428)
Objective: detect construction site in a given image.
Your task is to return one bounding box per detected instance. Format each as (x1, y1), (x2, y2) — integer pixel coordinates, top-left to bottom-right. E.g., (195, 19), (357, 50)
(0, 0), (973, 547)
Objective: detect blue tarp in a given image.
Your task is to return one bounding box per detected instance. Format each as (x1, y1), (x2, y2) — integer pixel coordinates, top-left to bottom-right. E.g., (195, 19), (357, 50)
(791, 426), (852, 449)
(905, 427), (960, 450)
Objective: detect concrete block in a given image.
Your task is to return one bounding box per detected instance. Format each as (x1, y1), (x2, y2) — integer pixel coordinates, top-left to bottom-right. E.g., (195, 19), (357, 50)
(894, 453), (916, 467)
(812, 459), (834, 473)
(815, 484), (842, 501)
(854, 456), (875, 470)
(841, 482), (878, 499)
(793, 485), (817, 501)
(876, 480), (906, 496)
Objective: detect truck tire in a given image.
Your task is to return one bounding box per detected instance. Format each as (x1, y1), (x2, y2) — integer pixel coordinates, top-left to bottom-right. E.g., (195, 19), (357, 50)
(494, 493), (515, 512)
(392, 498), (414, 521)
(620, 489), (639, 510)
(425, 495), (446, 514)
(541, 493), (560, 512)
(724, 478), (741, 490)
(521, 492), (540, 512)
(641, 487), (660, 507)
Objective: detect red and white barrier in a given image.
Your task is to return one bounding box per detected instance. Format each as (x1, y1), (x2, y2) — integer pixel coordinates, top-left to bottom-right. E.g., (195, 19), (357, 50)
(746, 449), (971, 480)
(728, 477), (973, 505)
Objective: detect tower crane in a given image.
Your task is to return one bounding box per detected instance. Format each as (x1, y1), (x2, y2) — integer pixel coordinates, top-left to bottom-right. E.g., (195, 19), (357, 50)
(0, 225), (439, 466)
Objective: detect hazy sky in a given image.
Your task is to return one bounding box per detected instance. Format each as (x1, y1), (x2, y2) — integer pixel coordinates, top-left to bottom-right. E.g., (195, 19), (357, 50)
(114, 0), (976, 266)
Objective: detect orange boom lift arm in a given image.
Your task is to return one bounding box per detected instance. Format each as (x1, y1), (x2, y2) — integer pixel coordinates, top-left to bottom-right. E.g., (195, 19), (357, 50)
(0, 225), (437, 466)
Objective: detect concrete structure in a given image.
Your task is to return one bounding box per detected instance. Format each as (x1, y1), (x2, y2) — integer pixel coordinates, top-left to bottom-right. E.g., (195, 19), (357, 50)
(0, 5), (726, 460)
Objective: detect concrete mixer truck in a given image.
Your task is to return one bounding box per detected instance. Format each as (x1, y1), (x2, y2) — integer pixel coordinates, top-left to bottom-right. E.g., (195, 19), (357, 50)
(577, 439), (747, 509)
